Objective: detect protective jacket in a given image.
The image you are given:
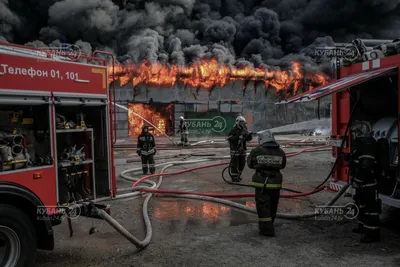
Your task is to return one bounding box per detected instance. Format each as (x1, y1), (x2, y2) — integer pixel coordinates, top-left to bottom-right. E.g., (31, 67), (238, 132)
(247, 142), (286, 189)
(178, 120), (189, 134)
(137, 132), (156, 156)
(227, 126), (252, 152)
(348, 136), (377, 186)
(347, 135), (381, 242)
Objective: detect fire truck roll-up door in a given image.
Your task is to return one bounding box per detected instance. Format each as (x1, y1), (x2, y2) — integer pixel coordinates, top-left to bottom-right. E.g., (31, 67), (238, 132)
(52, 92), (111, 201)
(0, 89), (50, 105)
(52, 92), (107, 106)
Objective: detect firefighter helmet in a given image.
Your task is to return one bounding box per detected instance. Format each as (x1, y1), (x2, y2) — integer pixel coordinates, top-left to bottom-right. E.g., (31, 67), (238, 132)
(180, 116), (184, 120)
(351, 120), (372, 137)
(235, 116), (246, 124)
(142, 124), (149, 132)
(258, 130), (276, 145)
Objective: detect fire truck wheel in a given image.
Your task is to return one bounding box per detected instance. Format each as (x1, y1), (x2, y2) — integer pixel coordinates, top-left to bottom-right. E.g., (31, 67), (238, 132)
(0, 204), (37, 267)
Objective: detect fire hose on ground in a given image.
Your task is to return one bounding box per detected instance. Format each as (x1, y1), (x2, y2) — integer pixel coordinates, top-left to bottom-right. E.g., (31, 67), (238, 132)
(92, 145), (352, 250)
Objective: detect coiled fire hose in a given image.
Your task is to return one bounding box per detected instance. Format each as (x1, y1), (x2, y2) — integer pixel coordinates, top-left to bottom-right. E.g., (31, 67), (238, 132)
(94, 145), (350, 250)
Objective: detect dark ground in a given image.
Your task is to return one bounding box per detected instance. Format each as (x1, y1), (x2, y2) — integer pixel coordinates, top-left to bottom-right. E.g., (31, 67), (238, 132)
(34, 138), (400, 267)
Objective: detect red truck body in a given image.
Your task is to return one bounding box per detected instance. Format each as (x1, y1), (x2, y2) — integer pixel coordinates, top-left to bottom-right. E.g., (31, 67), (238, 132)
(0, 42), (116, 207)
(277, 45), (400, 207)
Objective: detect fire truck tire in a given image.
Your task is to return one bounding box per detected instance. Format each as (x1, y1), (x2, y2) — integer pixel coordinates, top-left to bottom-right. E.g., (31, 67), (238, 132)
(0, 204), (37, 267)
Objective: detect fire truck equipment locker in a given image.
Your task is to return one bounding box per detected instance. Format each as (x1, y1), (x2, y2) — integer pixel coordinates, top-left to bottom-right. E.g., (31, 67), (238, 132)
(53, 92), (111, 203)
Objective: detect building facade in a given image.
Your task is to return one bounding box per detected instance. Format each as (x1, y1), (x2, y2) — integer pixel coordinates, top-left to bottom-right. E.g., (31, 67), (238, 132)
(113, 80), (331, 139)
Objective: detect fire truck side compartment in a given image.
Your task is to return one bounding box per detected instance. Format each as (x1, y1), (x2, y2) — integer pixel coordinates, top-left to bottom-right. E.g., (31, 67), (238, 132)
(54, 102), (110, 199)
(350, 74), (398, 122)
(349, 71), (400, 197)
(0, 90), (57, 207)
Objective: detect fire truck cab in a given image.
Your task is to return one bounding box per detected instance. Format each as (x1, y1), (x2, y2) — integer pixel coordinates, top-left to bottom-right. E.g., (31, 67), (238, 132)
(277, 38), (400, 208)
(0, 42), (116, 266)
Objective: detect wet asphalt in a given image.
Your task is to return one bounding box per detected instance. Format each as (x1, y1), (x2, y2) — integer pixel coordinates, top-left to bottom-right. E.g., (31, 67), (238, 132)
(34, 142), (400, 267)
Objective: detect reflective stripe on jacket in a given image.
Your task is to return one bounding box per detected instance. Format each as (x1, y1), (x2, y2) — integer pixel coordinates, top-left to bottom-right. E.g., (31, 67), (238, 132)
(137, 132), (156, 156)
(247, 143), (286, 189)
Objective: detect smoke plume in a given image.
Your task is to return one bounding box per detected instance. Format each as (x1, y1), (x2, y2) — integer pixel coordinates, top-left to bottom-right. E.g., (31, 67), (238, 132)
(1, 0), (400, 75)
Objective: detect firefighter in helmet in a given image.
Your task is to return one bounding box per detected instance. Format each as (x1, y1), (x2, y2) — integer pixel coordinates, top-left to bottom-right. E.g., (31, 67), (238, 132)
(137, 124), (156, 175)
(247, 130), (286, 236)
(177, 116), (189, 146)
(347, 120), (381, 243)
(227, 116), (252, 182)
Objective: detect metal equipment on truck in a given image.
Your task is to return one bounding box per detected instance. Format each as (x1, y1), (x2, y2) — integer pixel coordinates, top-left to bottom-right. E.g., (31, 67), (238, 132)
(276, 38), (400, 208)
(0, 42), (117, 267)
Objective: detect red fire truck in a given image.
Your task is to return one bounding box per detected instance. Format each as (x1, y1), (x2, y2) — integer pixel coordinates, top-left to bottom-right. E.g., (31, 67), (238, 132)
(0, 42), (116, 266)
(277, 38), (400, 208)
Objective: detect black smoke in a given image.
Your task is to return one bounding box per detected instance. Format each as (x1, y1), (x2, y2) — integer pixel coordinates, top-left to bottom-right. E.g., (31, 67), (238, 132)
(1, 0), (400, 73)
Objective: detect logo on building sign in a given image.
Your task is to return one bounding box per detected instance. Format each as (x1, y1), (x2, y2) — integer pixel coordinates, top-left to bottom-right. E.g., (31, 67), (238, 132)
(315, 45), (358, 61)
(186, 116), (227, 133)
(211, 116), (227, 133)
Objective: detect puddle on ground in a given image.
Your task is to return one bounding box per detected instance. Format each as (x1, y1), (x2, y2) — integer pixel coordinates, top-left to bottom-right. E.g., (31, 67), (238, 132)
(151, 199), (256, 229)
(150, 195), (314, 231)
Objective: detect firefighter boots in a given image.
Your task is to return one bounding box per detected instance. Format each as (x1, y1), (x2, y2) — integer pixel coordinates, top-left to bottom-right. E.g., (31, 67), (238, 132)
(259, 223), (275, 237)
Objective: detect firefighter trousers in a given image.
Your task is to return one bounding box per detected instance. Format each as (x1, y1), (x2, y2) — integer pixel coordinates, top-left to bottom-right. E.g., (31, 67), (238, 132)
(180, 133), (189, 145)
(141, 155), (155, 175)
(230, 152), (246, 181)
(353, 183), (381, 239)
(255, 188), (280, 235)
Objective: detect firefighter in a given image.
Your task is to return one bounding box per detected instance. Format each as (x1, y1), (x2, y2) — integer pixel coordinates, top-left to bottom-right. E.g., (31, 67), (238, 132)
(227, 116), (252, 182)
(247, 130), (286, 236)
(136, 125), (156, 175)
(177, 116), (189, 146)
(347, 120), (381, 243)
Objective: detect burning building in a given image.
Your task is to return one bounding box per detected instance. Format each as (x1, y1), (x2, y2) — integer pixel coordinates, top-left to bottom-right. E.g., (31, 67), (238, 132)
(110, 59), (331, 138)
(128, 103), (174, 137)
(1, 0), (396, 139)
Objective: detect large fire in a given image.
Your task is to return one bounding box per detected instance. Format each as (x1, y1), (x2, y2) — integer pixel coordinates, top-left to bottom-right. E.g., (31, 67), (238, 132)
(128, 103), (174, 137)
(109, 58), (329, 95)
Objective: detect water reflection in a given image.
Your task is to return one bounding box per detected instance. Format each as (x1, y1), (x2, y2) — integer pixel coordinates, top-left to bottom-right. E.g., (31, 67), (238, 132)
(152, 200), (257, 229)
(152, 195), (312, 232)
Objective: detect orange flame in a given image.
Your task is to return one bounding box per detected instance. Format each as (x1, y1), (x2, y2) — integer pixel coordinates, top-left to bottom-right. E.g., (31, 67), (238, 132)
(128, 103), (173, 137)
(109, 58), (329, 95)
